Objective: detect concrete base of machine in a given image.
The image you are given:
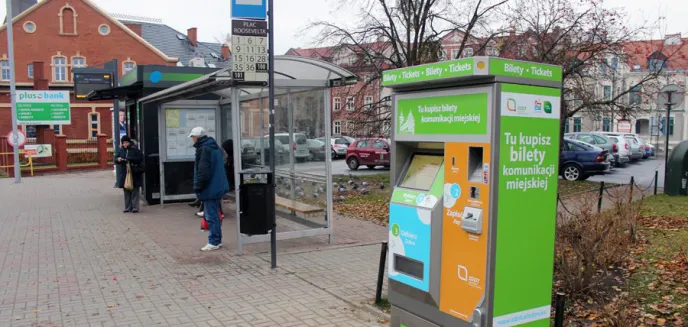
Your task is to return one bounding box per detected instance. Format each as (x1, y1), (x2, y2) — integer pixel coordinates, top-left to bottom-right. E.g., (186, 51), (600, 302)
(391, 306), (442, 327)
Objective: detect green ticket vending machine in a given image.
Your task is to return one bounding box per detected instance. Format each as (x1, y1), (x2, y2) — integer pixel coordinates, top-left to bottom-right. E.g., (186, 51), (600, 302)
(384, 57), (562, 327)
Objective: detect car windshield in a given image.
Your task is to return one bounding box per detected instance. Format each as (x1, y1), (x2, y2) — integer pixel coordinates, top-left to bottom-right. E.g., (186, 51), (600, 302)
(308, 139), (324, 146)
(334, 138), (349, 145)
(608, 136), (619, 143)
(295, 134), (307, 144)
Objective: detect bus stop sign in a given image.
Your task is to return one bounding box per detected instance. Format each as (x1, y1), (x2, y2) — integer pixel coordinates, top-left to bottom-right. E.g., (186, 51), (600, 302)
(231, 0), (266, 19)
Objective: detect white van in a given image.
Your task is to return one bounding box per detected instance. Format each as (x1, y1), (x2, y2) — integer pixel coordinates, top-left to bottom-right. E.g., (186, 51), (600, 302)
(273, 133), (310, 162)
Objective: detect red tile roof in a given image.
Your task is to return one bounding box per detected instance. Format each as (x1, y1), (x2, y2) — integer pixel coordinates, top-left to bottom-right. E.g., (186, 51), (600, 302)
(623, 39), (688, 71)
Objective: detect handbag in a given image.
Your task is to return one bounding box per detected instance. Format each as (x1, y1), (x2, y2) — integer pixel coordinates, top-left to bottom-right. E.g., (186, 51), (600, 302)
(201, 206), (224, 231)
(131, 161), (146, 174)
(124, 163), (134, 190)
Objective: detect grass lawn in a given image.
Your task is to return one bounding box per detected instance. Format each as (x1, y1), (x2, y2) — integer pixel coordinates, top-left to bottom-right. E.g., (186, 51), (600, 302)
(626, 195), (688, 325)
(332, 173), (605, 225)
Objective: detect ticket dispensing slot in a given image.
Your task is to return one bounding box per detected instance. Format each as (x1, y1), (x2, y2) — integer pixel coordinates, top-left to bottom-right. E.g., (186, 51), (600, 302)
(394, 254), (425, 281)
(461, 206), (483, 234)
(468, 147), (483, 183)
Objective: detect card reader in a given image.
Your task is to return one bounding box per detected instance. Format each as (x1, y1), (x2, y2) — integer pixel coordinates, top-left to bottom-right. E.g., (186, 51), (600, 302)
(461, 206), (483, 234)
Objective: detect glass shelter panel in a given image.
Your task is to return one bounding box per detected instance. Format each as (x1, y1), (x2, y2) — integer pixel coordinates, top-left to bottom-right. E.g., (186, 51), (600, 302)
(237, 87), (329, 233)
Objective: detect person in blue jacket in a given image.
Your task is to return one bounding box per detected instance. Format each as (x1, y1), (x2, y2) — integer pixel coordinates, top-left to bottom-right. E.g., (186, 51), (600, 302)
(189, 127), (229, 251)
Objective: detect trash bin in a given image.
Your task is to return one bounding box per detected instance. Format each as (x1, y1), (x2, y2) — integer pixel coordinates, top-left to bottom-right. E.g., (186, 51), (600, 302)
(665, 140), (688, 196)
(239, 168), (275, 235)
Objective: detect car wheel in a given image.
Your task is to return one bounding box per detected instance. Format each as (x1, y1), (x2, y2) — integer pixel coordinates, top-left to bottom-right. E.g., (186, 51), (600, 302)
(347, 157), (360, 170)
(366, 165), (376, 169)
(309, 152), (315, 161)
(562, 164), (583, 181)
(331, 149), (337, 160)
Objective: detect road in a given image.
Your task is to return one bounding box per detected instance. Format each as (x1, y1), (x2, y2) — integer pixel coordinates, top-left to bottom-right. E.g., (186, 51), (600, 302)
(588, 157), (665, 188)
(275, 156), (666, 188)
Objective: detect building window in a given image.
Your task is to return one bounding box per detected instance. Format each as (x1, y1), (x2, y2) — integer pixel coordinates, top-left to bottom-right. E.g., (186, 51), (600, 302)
(564, 119), (570, 133)
(72, 57), (86, 68)
(333, 97), (341, 111)
(573, 117), (582, 132)
(648, 59), (666, 72)
(603, 117), (611, 132)
(451, 49), (459, 60)
(603, 85), (611, 101)
(346, 96), (355, 111)
(98, 24), (111, 36)
(52, 125), (61, 135)
(89, 112), (100, 138)
(629, 85), (642, 105)
(486, 46), (498, 56)
(123, 60), (136, 75)
(23, 21), (36, 33)
(462, 47), (474, 58)
(660, 117), (674, 136)
(59, 4), (78, 35)
(25, 125), (37, 138)
(364, 96), (373, 111)
(347, 121), (355, 134)
(0, 60), (9, 81)
(333, 120), (342, 135)
(27, 64), (33, 79)
(52, 56), (67, 82)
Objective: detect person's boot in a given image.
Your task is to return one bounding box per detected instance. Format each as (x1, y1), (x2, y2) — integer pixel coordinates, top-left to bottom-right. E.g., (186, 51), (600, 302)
(188, 199), (201, 208)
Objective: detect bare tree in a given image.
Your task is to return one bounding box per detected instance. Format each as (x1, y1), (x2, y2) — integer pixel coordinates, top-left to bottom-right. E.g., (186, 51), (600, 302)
(499, 0), (686, 136)
(306, 0), (507, 137)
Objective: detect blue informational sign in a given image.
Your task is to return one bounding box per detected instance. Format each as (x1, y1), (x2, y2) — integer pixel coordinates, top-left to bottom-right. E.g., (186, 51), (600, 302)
(231, 0), (267, 20)
(388, 204), (431, 292)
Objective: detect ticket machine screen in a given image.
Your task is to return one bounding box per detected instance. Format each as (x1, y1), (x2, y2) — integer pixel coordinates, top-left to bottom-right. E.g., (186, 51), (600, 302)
(399, 154), (444, 191)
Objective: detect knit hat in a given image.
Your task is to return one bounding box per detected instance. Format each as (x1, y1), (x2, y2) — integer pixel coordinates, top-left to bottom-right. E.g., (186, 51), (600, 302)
(121, 135), (132, 143)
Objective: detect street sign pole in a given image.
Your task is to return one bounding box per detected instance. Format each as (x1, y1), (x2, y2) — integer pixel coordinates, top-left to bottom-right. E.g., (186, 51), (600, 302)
(6, 0), (21, 183)
(663, 91), (672, 190)
(267, 0), (277, 269)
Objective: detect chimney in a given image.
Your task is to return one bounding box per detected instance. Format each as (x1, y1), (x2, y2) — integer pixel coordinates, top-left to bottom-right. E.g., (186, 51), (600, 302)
(221, 44), (230, 60)
(187, 27), (198, 47)
(32, 61), (48, 90)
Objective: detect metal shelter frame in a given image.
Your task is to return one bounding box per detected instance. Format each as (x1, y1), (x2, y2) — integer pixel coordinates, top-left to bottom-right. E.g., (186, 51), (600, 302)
(139, 55), (358, 254)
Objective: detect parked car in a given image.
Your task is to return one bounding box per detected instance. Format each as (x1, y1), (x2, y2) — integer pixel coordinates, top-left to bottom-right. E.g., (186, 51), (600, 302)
(306, 139), (327, 161)
(622, 134), (644, 161)
(318, 137), (351, 159)
(239, 141), (260, 167)
(646, 142), (656, 157)
(560, 139), (612, 181)
(597, 132), (643, 161)
(274, 133), (310, 162)
(243, 137), (289, 165)
(565, 132), (624, 167)
(346, 138), (391, 170)
(602, 135), (633, 166)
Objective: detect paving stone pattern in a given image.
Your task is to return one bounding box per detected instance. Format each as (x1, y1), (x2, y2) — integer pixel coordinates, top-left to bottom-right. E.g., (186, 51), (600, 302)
(0, 171), (389, 327)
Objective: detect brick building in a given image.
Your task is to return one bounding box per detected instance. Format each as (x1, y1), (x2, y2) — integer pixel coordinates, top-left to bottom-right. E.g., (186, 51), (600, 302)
(0, 0), (178, 141)
(286, 43), (391, 138)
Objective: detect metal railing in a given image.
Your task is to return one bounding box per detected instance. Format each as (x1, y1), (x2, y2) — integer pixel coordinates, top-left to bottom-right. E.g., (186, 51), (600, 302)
(0, 151), (33, 176)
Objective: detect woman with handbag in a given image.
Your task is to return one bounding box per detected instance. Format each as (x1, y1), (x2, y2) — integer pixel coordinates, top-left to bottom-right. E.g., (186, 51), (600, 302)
(115, 135), (144, 213)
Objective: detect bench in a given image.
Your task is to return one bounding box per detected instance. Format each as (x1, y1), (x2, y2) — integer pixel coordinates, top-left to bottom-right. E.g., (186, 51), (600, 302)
(275, 195), (325, 219)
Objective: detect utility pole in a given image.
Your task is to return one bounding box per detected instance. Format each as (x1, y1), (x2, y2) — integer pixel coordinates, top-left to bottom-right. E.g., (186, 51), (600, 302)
(663, 91), (672, 190)
(6, 0), (21, 183)
(267, 0), (277, 269)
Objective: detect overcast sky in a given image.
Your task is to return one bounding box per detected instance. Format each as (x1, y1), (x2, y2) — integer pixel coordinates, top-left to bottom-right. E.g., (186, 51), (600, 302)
(1, 0), (686, 54)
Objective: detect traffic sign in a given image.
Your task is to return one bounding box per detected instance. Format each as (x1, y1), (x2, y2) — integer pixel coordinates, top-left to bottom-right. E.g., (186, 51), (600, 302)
(6, 129), (26, 148)
(657, 84), (685, 108)
(231, 0), (266, 20)
(231, 19), (268, 83)
(617, 120), (632, 133)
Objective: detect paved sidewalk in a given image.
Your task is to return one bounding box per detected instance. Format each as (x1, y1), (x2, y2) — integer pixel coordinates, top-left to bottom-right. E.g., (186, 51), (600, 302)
(0, 171), (389, 327)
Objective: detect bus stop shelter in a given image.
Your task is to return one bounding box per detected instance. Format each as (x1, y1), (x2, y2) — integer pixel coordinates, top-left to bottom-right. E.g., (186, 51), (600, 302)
(139, 55), (358, 253)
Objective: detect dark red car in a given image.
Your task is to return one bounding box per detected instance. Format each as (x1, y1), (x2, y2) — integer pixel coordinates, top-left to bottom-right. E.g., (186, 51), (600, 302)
(346, 138), (391, 170)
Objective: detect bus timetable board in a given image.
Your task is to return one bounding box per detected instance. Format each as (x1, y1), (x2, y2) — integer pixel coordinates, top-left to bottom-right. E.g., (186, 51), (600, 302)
(74, 73), (113, 99)
(231, 19), (268, 84)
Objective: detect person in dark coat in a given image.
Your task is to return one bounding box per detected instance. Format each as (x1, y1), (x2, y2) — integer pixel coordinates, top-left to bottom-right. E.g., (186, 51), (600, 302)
(190, 127), (229, 251)
(221, 139), (235, 190)
(115, 135), (144, 213)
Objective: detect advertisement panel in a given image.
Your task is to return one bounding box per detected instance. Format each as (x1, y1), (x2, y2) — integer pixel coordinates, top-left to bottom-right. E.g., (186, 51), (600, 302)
(396, 93), (488, 136)
(493, 84), (560, 326)
(16, 91), (71, 125)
